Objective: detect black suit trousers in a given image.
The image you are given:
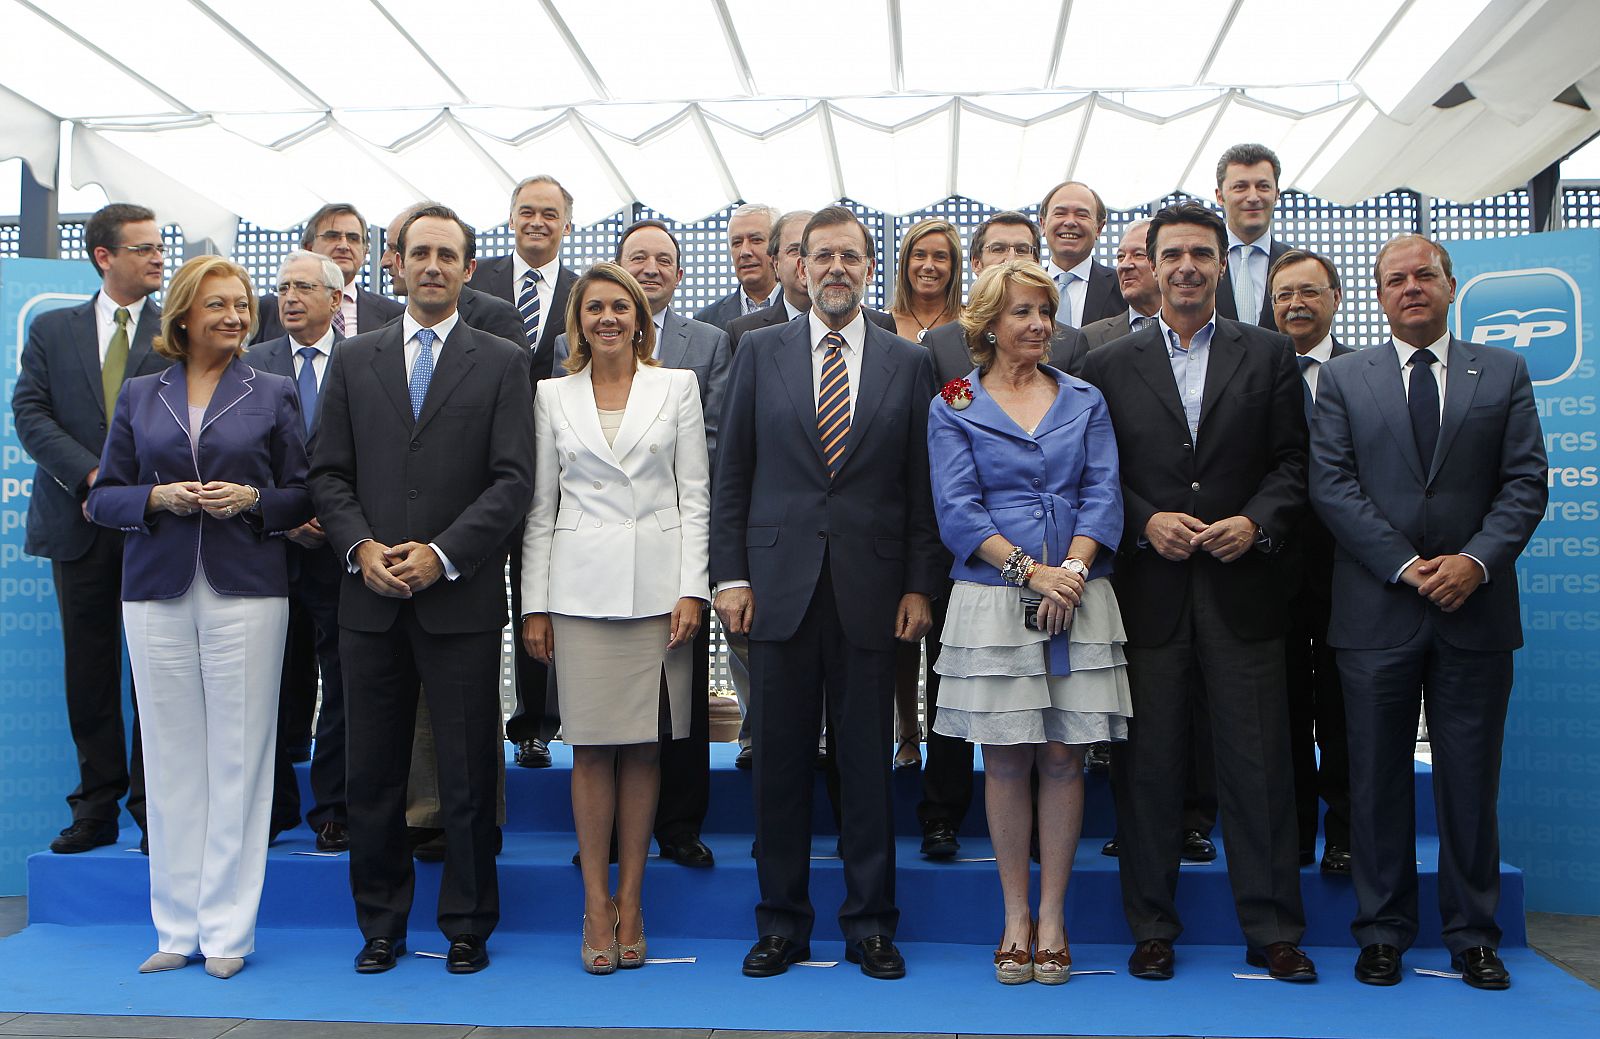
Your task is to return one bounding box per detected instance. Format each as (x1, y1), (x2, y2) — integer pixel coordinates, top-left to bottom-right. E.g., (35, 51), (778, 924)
(915, 591), (974, 830)
(1285, 588), (1350, 854)
(51, 526), (145, 831)
(654, 623), (711, 843)
(1337, 616), (1511, 955)
(504, 545), (557, 742)
(750, 563), (898, 943)
(1111, 574), (1306, 947)
(270, 547), (348, 832)
(342, 605), (502, 940)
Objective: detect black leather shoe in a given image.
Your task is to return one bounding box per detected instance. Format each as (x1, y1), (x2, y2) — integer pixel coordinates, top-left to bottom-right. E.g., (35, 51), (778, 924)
(1320, 845), (1352, 874)
(742, 935), (810, 977)
(514, 738), (552, 768)
(1101, 835), (1120, 857)
(845, 935), (905, 979)
(734, 746), (753, 769)
(1246, 942), (1318, 981)
(315, 821), (350, 852)
(660, 835), (715, 868)
(1128, 939), (1175, 980)
(446, 934), (489, 974)
(1452, 946), (1510, 990)
(920, 821), (959, 860)
(50, 819), (118, 854)
(1181, 830), (1217, 862)
(139, 832), (149, 856)
(355, 937), (405, 974)
(1084, 741), (1112, 774)
(1355, 943), (1402, 986)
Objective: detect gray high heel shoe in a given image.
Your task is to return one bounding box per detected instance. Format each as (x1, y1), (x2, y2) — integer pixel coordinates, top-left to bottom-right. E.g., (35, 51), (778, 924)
(139, 952), (189, 973)
(204, 957), (244, 979)
(581, 903), (619, 975)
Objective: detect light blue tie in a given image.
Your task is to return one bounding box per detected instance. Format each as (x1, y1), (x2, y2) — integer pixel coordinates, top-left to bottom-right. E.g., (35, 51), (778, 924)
(1233, 244), (1257, 321)
(296, 346), (320, 434)
(1054, 271), (1076, 326)
(518, 270), (542, 346)
(409, 328), (436, 420)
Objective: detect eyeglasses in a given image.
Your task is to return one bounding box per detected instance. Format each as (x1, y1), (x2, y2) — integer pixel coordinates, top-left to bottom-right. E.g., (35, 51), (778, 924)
(315, 230), (365, 246)
(982, 242), (1038, 258)
(805, 249), (866, 268)
(111, 243), (166, 257)
(277, 280), (334, 296)
(1271, 285), (1333, 304)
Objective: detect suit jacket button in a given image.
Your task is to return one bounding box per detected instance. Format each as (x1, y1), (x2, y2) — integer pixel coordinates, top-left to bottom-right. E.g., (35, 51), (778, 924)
(593, 519), (603, 528)
(568, 451), (576, 461)
(408, 490), (418, 499)
(817, 530), (826, 539)
(592, 480), (603, 489)
(1191, 481), (1200, 491)
(1426, 489), (1434, 499)
(410, 442), (420, 451)
(624, 519), (633, 528)
(650, 444), (658, 453)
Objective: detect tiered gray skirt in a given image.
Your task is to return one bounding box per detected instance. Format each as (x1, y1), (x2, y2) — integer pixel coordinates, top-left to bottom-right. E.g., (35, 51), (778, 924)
(932, 577), (1132, 746)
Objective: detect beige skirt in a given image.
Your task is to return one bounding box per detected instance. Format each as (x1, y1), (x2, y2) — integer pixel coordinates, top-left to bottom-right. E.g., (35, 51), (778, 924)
(550, 613), (692, 745)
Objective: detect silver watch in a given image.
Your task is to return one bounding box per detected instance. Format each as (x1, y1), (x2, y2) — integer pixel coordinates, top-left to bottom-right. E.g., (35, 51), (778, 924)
(1063, 558), (1088, 578)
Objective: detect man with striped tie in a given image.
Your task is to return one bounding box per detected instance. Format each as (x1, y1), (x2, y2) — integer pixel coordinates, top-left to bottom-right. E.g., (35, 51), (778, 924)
(467, 175), (580, 769)
(711, 206), (943, 980)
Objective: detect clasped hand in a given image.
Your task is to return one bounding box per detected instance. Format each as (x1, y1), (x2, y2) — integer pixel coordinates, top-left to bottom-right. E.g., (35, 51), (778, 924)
(1026, 565), (1084, 636)
(354, 540), (443, 598)
(1401, 555), (1483, 612)
(1145, 512), (1257, 563)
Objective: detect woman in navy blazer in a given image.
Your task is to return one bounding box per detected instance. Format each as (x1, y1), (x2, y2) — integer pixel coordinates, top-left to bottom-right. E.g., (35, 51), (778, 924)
(88, 256), (310, 979)
(926, 261), (1128, 984)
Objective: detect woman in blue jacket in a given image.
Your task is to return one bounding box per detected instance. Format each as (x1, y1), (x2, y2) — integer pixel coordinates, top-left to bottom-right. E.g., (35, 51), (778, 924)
(927, 261), (1129, 984)
(88, 256), (310, 979)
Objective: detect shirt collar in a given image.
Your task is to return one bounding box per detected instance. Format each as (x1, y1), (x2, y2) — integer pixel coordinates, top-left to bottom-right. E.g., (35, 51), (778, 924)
(1156, 310), (1217, 356)
(783, 296), (805, 321)
(513, 252), (561, 286)
(96, 290), (147, 326)
(341, 282), (357, 304)
(1127, 305), (1157, 327)
(1302, 333), (1335, 365)
(403, 308), (461, 345)
(652, 307), (668, 335)
(1227, 227), (1273, 254)
(1045, 255), (1094, 283)
(291, 324), (337, 355)
(809, 309), (867, 353)
(1392, 330), (1450, 369)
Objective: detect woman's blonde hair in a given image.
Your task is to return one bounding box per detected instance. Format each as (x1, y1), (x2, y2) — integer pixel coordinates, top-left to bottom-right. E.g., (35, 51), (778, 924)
(152, 256), (257, 361)
(890, 218), (963, 319)
(958, 260), (1059, 373)
(562, 261), (660, 373)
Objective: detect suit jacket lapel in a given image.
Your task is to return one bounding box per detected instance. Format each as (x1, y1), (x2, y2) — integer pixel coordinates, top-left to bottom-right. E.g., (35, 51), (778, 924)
(1129, 326), (1188, 431)
(1432, 337), (1482, 483)
(774, 319), (831, 471)
(832, 323), (894, 476)
(562, 367), (620, 469)
(373, 324), (415, 430)
(69, 301), (104, 417)
(657, 310), (690, 369)
(127, 302), (161, 377)
(1032, 372), (1096, 439)
(156, 366), (191, 456)
(1082, 265), (1112, 325)
(611, 365), (669, 464)
(1198, 320), (1245, 436)
(1360, 346), (1426, 483)
(413, 325), (476, 435)
(201, 360), (254, 431)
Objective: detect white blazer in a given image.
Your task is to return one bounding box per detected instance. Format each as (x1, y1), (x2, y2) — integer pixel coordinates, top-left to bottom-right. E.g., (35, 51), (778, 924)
(521, 363), (710, 619)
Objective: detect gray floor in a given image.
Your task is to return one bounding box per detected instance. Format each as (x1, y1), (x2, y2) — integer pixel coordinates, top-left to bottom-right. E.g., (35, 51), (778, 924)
(0, 897), (1595, 1039)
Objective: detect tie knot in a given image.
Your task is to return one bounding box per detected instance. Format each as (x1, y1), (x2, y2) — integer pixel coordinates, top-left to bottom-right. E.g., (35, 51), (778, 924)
(416, 328), (437, 349)
(297, 346), (320, 362)
(114, 307), (130, 328)
(822, 331), (847, 353)
(1296, 353), (1316, 371)
(1410, 348), (1438, 368)
(524, 269), (541, 287)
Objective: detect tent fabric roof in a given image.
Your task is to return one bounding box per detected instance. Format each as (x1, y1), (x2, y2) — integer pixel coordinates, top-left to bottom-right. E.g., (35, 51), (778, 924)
(3, 0), (1597, 249)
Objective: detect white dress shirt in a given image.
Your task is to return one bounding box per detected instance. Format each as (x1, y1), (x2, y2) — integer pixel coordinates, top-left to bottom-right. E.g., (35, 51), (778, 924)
(1299, 333), (1335, 400)
(1227, 228), (1273, 320)
(1045, 256), (1093, 327)
(783, 296), (805, 321)
(94, 291), (148, 364)
(289, 325), (336, 389)
(513, 252), (561, 345)
(651, 307), (668, 359)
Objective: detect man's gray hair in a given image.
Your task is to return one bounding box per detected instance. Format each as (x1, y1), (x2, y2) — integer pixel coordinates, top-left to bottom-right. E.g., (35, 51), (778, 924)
(731, 202), (780, 230)
(277, 250), (343, 293)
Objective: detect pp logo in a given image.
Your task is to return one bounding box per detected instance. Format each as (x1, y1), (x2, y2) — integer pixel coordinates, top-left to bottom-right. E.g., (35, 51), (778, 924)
(1454, 267), (1582, 385)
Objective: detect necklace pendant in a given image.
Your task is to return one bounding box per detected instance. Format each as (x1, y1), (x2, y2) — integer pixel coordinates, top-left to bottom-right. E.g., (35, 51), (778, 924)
(917, 328), (927, 343)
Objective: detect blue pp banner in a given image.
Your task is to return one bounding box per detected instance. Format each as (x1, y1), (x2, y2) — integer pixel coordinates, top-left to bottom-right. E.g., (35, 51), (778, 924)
(1, 257), (118, 895)
(1449, 229), (1600, 915)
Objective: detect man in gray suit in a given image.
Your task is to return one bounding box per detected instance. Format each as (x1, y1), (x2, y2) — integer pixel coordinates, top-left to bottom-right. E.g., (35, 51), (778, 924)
(1310, 234), (1546, 990)
(13, 202), (168, 854)
(694, 203), (781, 330)
(923, 211), (1088, 386)
(255, 202), (404, 343)
(554, 219), (731, 867)
(1082, 220), (1161, 350)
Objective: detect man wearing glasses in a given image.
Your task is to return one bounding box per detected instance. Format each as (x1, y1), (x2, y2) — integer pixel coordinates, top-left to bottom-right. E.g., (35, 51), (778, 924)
(13, 202), (171, 854)
(1268, 249), (1354, 876)
(254, 203), (403, 344)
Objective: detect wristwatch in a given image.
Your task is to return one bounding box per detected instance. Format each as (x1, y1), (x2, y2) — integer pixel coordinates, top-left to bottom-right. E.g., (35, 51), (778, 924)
(1063, 558), (1088, 578)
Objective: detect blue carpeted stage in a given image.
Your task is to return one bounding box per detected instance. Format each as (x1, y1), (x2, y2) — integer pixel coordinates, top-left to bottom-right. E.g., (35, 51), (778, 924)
(3, 744), (1596, 1036)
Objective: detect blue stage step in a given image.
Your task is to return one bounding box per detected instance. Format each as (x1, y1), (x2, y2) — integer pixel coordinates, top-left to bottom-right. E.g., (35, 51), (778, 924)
(29, 746), (1516, 949)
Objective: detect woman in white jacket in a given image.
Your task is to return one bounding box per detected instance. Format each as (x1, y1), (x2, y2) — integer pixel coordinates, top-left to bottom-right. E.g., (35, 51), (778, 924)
(521, 262), (710, 975)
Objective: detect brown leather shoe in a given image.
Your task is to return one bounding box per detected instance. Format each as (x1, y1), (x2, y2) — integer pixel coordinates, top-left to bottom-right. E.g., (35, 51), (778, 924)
(1128, 939), (1174, 980)
(1246, 942), (1318, 981)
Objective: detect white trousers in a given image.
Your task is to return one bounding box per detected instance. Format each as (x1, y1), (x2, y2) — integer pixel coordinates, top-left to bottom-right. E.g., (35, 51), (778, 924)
(123, 578), (287, 959)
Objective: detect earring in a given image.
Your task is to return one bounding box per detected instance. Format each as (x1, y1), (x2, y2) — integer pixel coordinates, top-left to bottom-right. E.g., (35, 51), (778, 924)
(984, 331), (997, 344)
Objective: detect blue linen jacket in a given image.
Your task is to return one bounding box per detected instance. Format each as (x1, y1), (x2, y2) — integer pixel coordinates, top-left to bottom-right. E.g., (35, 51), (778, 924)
(928, 365), (1122, 673)
(87, 358), (312, 601)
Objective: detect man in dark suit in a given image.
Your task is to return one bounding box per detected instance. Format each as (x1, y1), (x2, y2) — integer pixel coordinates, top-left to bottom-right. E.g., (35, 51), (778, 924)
(1039, 181), (1125, 328)
(310, 205), (535, 976)
(552, 218), (731, 866)
(1214, 144), (1291, 330)
(1267, 249), (1355, 875)
(246, 251), (351, 853)
(254, 203), (403, 344)
(695, 203), (781, 330)
(924, 211), (1089, 386)
(1082, 219), (1161, 350)
(467, 175), (579, 769)
(1081, 201), (1315, 983)
(1310, 235), (1546, 990)
(12, 202), (167, 854)
(713, 206), (942, 980)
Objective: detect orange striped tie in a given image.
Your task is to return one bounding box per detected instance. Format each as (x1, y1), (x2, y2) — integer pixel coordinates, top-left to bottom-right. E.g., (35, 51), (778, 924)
(817, 331), (851, 478)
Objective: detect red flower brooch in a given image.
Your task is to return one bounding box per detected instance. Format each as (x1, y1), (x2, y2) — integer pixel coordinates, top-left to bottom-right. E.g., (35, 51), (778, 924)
(940, 377), (973, 410)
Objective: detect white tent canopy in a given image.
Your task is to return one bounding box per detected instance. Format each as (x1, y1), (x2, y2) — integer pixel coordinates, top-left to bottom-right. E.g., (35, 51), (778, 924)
(3, 0), (1598, 249)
